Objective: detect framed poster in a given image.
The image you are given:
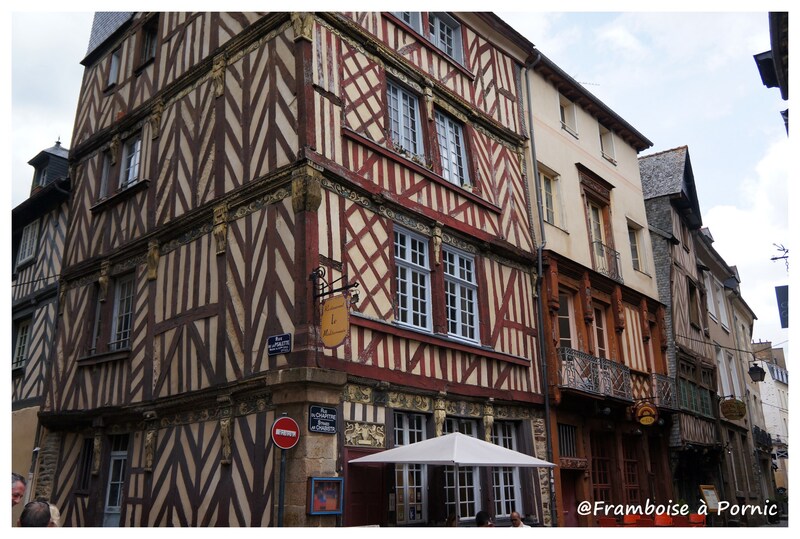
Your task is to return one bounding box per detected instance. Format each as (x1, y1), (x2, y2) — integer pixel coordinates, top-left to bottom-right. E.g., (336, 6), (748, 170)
(699, 484), (720, 513)
(308, 477), (344, 515)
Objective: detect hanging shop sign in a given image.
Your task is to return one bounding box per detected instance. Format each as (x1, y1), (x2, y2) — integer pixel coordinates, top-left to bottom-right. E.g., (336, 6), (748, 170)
(720, 398), (747, 421)
(633, 401), (658, 426)
(320, 294), (349, 348)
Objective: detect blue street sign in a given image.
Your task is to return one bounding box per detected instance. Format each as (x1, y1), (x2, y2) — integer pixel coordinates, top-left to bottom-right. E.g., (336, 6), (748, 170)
(268, 333), (292, 356)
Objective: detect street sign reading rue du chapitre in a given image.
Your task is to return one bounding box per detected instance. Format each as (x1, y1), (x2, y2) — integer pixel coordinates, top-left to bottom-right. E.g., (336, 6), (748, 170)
(309, 405), (337, 434)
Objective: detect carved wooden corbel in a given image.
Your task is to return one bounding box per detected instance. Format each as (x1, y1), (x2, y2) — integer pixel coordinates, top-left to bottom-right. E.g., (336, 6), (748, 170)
(150, 99), (164, 139)
(423, 85), (434, 120)
(147, 239), (160, 280)
(213, 203), (228, 255)
(211, 54), (226, 98)
(582, 272), (593, 323)
(291, 166), (322, 213)
(98, 261), (111, 302)
(612, 286), (625, 333)
(483, 399), (495, 442)
(432, 223), (443, 266)
(290, 12), (314, 42)
(434, 394), (447, 437)
(110, 135), (120, 165)
(640, 298), (651, 341)
(144, 427), (157, 472)
(92, 432), (102, 475)
(219, 413), (232, 465)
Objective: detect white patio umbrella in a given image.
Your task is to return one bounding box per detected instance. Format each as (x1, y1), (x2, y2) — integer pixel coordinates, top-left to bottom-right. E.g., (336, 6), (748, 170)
(349, 432), (555, 523)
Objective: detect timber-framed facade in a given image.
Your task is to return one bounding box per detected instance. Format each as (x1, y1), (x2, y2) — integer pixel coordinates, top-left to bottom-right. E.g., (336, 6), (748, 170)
(34, 12), (550, 527)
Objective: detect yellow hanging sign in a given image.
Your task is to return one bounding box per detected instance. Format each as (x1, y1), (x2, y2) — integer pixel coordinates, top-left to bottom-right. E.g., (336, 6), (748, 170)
(321, 295), (349, 348)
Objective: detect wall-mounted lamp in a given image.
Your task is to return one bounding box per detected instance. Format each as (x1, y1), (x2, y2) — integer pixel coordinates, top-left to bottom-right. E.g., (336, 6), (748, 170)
(748, 363), (766, 383)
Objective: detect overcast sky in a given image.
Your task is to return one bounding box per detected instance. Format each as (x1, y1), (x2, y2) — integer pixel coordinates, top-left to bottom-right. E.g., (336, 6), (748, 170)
(4, 7), (792, 355)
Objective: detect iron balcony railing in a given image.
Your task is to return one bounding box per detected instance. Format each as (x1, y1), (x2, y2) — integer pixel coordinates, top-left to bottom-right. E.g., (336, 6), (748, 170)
(753, 425), (773, 449)
(651, 372), (678, 409)
(558, 347), (632, 401)
(591, 241), (624, 284)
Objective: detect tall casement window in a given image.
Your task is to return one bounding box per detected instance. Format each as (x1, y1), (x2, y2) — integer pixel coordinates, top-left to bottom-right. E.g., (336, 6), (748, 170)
(557, 293), (575, 349)
(394, 228), (431, 331)
(443, 247), (478, 342)
(492, 422), (522, 518)
(76, 438), (94, 492)
(139, 16), (158, 66)
(589, 202), (606, 265)
(16, 220), (39, 269)
(678, 362), (715, 418)
(34, 166), (48, 187)
(435, 110), (470, 187)
(599, 124), (616, 164)
(89, 273), (135, 356)
(579, 168), (619, 282)
(99, 150), (113, 199)
(704, 272), (716, 316)
(119, 134), (142, 189)
(107, 47), (121, 88)
(428, 13), (463, 63)
(12, 318), (32, 371)
(714, 280), (730, 329)
(559, 94), (578, 137)
(387, 81), (423, 156)
(103, 434), (130, 527)
(443, 418), (480, 521)
(592, 304), (608, 359)
(628, 224), (646, 272)
(687, 278), (701, 328)
(716, 346), (731, 397)
(539, 166), (564, 228)
(394, 412), (427, 524)
(590, 433), (613, 502)
(622, 439), (641, 504)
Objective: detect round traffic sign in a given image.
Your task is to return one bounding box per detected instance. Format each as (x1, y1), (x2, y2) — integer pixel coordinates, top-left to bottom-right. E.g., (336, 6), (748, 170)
(271, 416), (300, 450)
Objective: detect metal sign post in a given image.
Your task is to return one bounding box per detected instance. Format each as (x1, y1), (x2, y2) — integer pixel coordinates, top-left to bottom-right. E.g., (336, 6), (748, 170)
(272, 414), (300, 527)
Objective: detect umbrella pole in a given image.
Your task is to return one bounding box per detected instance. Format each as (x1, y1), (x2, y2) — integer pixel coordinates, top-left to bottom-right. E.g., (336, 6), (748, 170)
(454, 463), (461, 523)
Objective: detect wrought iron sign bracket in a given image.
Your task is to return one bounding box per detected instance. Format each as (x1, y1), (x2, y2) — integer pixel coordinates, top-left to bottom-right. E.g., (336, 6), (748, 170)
(309, 266), (360, 303)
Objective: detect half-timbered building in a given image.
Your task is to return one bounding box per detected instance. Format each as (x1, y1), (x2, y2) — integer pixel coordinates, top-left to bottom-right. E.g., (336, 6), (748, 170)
(11, 141), (71, 522)
(526, 54), (675, 526)
(640, 146), (722, 510)
(33, 12), (550, 527)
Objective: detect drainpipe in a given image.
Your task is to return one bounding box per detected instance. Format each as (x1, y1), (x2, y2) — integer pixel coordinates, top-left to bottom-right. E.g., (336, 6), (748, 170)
(524, 50), (558, 527)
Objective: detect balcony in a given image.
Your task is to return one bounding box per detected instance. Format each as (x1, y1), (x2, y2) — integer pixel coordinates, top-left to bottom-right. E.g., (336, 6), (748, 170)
(591, 241), (624, 284)
(558, 347), (632, 401)
(651, 373), (678, 409)
(753, 426), (773, 450)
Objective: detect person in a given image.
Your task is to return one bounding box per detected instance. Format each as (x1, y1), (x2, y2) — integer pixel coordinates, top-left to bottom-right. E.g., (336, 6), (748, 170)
(510, 511), (530, 528)
(18, 500), (52, 527)
(36, 497), (61, 527)
(445, 513), (458, 527)
(476, 510), (493, 527)
(12, 472), (26, 507)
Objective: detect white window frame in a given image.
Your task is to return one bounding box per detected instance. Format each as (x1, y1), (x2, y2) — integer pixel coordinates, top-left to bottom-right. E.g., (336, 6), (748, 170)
(491, 422), (522, 518)
(704, 272), (716, 319)
(715, 280), (730, 329)
(13, 318), (32, 370)
(716, 346), (732, 397)
(557, 292), (575, 349)
(393, 12), (422, 33)
(727, 352), (741, 398)
(539, 168), (565, 228)
(387, 81), (423, 157)
(592, 304), (608, 359)
(16, 220), (39, 268)
(428, 12), (463, 63)
(99, 150), (112, 199)
(394, 412), (428, 524)
(110, 275), (135, 351)
(443, 418), (480, 521)
(103, 435), (128, 527)
(559, 94), (578, 137)
(394, 228), (432, 331)
(443, 247), (479, 343)
(35, 166), (48, 187)
(599, 124), (616, 164)
(627, 224), (647, 273)
(108, 47), (121, 87)
(119, 134), (142, 189)
(435, 110), (470, 187)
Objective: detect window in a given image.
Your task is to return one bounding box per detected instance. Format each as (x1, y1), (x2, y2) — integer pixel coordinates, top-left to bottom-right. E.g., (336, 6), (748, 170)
(492, 422), (521, 518)
(622, 439), (641, 504)
(678, 362), (715, 418)
(592, 305), (608, 359)
(558, 424), (578, 457)
(539, 168), (563, 227)
(443, 247), (478, 342)
(77, 438), (94, 491)
(387, 82), (423, 157)
(119, 134), (142, 189)
(16, 221), (39, 268)
(89, 274), (135, 356)
(715, 281), (729, 329)
(443, 418), (480, 521)
(139, 17), (158, 66)
(727, 353), (740, 397)
(12, 318), (32, 370)
(99, 151), (112, 199)
(716, 346), (731, 397)
(599, 125), (616, 164)
(394, 228), (431, 331)
(591, 434), (613, 502)
(628, 225), (645, 272)
(34, 166), (48, 187)
(394, 412), (427, 524)
(557, 293), (575, 349)
(103, 434), (129, 527)
(107, 48), (121, 87)
(394, 12), (422, 32)
(704, 273), (716, 317)
(559, 94), (578, 137)
(435, 111), (470, 187)
(428, 13), (463, 63)
(688, 279), (701, 328)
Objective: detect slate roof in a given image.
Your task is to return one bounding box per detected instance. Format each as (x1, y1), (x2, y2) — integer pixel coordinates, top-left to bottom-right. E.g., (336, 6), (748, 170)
(28, 140), (69, 165)
(639, 145), (703, 228)
(84, 12), (134, 59)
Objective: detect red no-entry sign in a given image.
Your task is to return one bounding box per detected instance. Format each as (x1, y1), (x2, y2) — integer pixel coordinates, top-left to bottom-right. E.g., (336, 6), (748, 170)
(271, 416), (300, 450)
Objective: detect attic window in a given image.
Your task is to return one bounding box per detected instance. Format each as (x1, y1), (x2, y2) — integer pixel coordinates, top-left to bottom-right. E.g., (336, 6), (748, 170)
(136, 15), (159, 69)
(34, 166), (48, 187)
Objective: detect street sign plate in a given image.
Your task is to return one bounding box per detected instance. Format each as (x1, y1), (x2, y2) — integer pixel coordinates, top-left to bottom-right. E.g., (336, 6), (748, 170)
(309, 405), (337, 434)
(268, 333), (292, 356)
